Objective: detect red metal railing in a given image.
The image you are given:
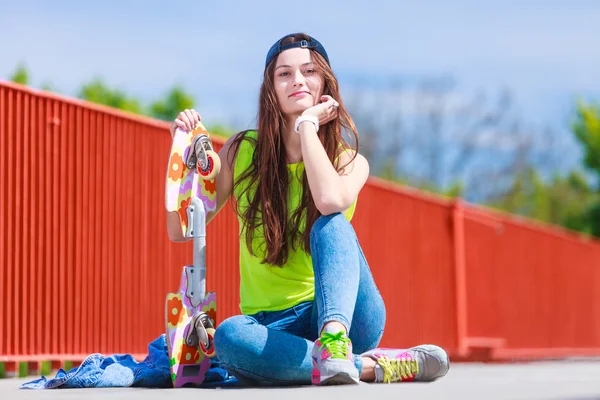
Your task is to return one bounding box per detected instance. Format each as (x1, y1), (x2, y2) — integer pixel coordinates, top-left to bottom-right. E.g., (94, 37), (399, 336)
(2, 80), (600, 375)
(461, 204), (600, 359)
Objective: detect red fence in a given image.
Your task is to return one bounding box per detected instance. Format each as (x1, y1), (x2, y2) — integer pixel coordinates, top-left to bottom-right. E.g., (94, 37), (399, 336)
(2, 80), (600, 373)
(460, 205), (600, 359)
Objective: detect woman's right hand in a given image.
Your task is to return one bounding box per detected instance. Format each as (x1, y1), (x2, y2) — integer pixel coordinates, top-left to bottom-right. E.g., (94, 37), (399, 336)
(301, 95), (339, 127)
(170, 109), (202, 138)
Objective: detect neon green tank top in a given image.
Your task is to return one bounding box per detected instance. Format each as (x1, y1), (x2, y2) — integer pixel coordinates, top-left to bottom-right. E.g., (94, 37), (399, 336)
(233, 130), (356, 315)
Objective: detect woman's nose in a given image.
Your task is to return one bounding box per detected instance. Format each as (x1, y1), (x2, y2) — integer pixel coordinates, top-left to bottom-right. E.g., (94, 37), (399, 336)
(292, 69), (306, 86)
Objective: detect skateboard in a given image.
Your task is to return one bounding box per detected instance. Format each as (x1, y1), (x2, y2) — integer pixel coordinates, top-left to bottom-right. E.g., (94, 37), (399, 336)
(165, 122), (220, 387)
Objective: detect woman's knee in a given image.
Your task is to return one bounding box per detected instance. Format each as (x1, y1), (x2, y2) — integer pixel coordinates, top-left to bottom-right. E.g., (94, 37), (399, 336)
(350, 316), (386, 353)
(214, 315), (255, 362)
(350, 297), (386, 353)
(357, 328), (385, 354)
(310, 213), (354, 243)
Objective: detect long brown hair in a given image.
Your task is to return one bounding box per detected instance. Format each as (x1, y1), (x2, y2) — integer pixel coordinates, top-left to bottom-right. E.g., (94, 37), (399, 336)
(228, 33), (359, 267)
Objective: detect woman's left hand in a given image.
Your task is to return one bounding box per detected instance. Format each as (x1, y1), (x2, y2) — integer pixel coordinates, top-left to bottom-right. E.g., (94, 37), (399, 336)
(302, 95), (339, 126)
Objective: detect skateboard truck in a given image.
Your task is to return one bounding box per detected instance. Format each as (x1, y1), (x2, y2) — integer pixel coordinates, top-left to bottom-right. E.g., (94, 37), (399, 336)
(187, 132), (220, 181)
(186, 310), (215, 355)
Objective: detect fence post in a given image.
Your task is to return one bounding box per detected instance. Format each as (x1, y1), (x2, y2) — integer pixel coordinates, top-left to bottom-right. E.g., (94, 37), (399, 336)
(452, 198), (469, 357)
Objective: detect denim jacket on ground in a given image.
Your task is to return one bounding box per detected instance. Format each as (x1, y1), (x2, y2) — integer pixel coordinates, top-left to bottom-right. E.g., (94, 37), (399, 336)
(20, 334), (238, 389)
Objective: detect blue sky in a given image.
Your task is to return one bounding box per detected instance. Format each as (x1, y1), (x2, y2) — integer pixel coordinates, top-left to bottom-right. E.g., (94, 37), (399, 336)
(2, 1), (599, 120)
(2, 0), (600, 187)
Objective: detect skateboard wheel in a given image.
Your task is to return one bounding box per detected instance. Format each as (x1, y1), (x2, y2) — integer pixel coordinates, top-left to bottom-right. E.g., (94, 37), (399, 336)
(200, 327), (216, 358)
(196, 150), (221, 181)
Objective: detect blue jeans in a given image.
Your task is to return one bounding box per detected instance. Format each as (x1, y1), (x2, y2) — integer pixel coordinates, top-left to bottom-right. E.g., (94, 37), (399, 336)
(214, 213), (386, 386)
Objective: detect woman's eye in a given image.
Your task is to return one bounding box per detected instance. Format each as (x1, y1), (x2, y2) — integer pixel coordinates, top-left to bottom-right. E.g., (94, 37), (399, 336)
(279, 72), (289, 77)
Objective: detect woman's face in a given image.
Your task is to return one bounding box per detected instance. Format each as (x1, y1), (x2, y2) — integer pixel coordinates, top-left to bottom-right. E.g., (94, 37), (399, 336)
(273, 48), (324, 117)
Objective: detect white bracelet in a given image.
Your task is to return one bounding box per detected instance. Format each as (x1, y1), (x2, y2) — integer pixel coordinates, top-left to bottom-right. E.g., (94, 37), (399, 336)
(294, 115), (319, 133)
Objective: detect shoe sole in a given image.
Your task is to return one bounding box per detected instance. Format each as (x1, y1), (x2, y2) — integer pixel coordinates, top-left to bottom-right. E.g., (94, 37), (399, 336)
(318, 372), (360, 386)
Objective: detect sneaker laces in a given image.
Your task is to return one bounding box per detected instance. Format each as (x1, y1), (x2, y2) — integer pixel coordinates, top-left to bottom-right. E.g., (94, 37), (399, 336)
(319, 332), (351, 360)
(378, 354), (419, 383)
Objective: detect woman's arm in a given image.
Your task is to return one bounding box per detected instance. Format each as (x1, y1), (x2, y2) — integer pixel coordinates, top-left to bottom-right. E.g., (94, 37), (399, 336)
(298, 119), (370, 216)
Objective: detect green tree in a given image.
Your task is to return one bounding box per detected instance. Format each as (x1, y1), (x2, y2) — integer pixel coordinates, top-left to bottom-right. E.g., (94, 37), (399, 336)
(377, 159), (464, 199)
(573, 101), (600, 175)
(572, 101), (600, 236)
(489, 166), (598, 235)
(484, 101), (600, 237)
(78, 79), (203, 125)
(78, 78), (143, 114)
(6, 64), (230, 136)
(206, 124), (235, 138)
(40, 82), (55, 91)
(10, 63), (29, 85)
(149, 86), (195, 121)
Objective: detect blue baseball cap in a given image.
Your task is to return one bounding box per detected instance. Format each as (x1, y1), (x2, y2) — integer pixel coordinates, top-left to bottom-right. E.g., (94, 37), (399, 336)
(265, 34), (330, 68)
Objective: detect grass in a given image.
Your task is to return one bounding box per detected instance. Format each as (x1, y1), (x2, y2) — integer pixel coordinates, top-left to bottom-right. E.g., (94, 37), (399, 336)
(41, 361), (52, 376)
(0, 360), (73, 379)
(19, 362), (28, 378)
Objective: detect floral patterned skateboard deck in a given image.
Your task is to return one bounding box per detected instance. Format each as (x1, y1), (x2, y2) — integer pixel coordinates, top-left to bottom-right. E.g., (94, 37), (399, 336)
(165, 122), (220, 387)
(165, 269), (216, 387)
(165, 123), (219, 236)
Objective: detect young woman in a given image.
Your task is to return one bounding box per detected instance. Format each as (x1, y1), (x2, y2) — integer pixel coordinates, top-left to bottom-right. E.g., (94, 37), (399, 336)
(167, 33), (449, 386)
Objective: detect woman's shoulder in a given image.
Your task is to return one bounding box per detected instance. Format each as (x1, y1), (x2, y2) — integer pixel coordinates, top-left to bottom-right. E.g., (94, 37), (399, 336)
(335, 143), (369, 176)
(220, 129), (257, 159)
(224, 129), (258, 176)
(225, 129), (258, 150)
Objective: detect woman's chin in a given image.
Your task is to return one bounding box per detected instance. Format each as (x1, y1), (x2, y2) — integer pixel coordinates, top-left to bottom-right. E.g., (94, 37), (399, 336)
(285, 100), (313, 116)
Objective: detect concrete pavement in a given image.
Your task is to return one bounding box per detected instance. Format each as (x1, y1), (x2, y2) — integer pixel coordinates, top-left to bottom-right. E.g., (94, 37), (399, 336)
(3, 360), (600, 399)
